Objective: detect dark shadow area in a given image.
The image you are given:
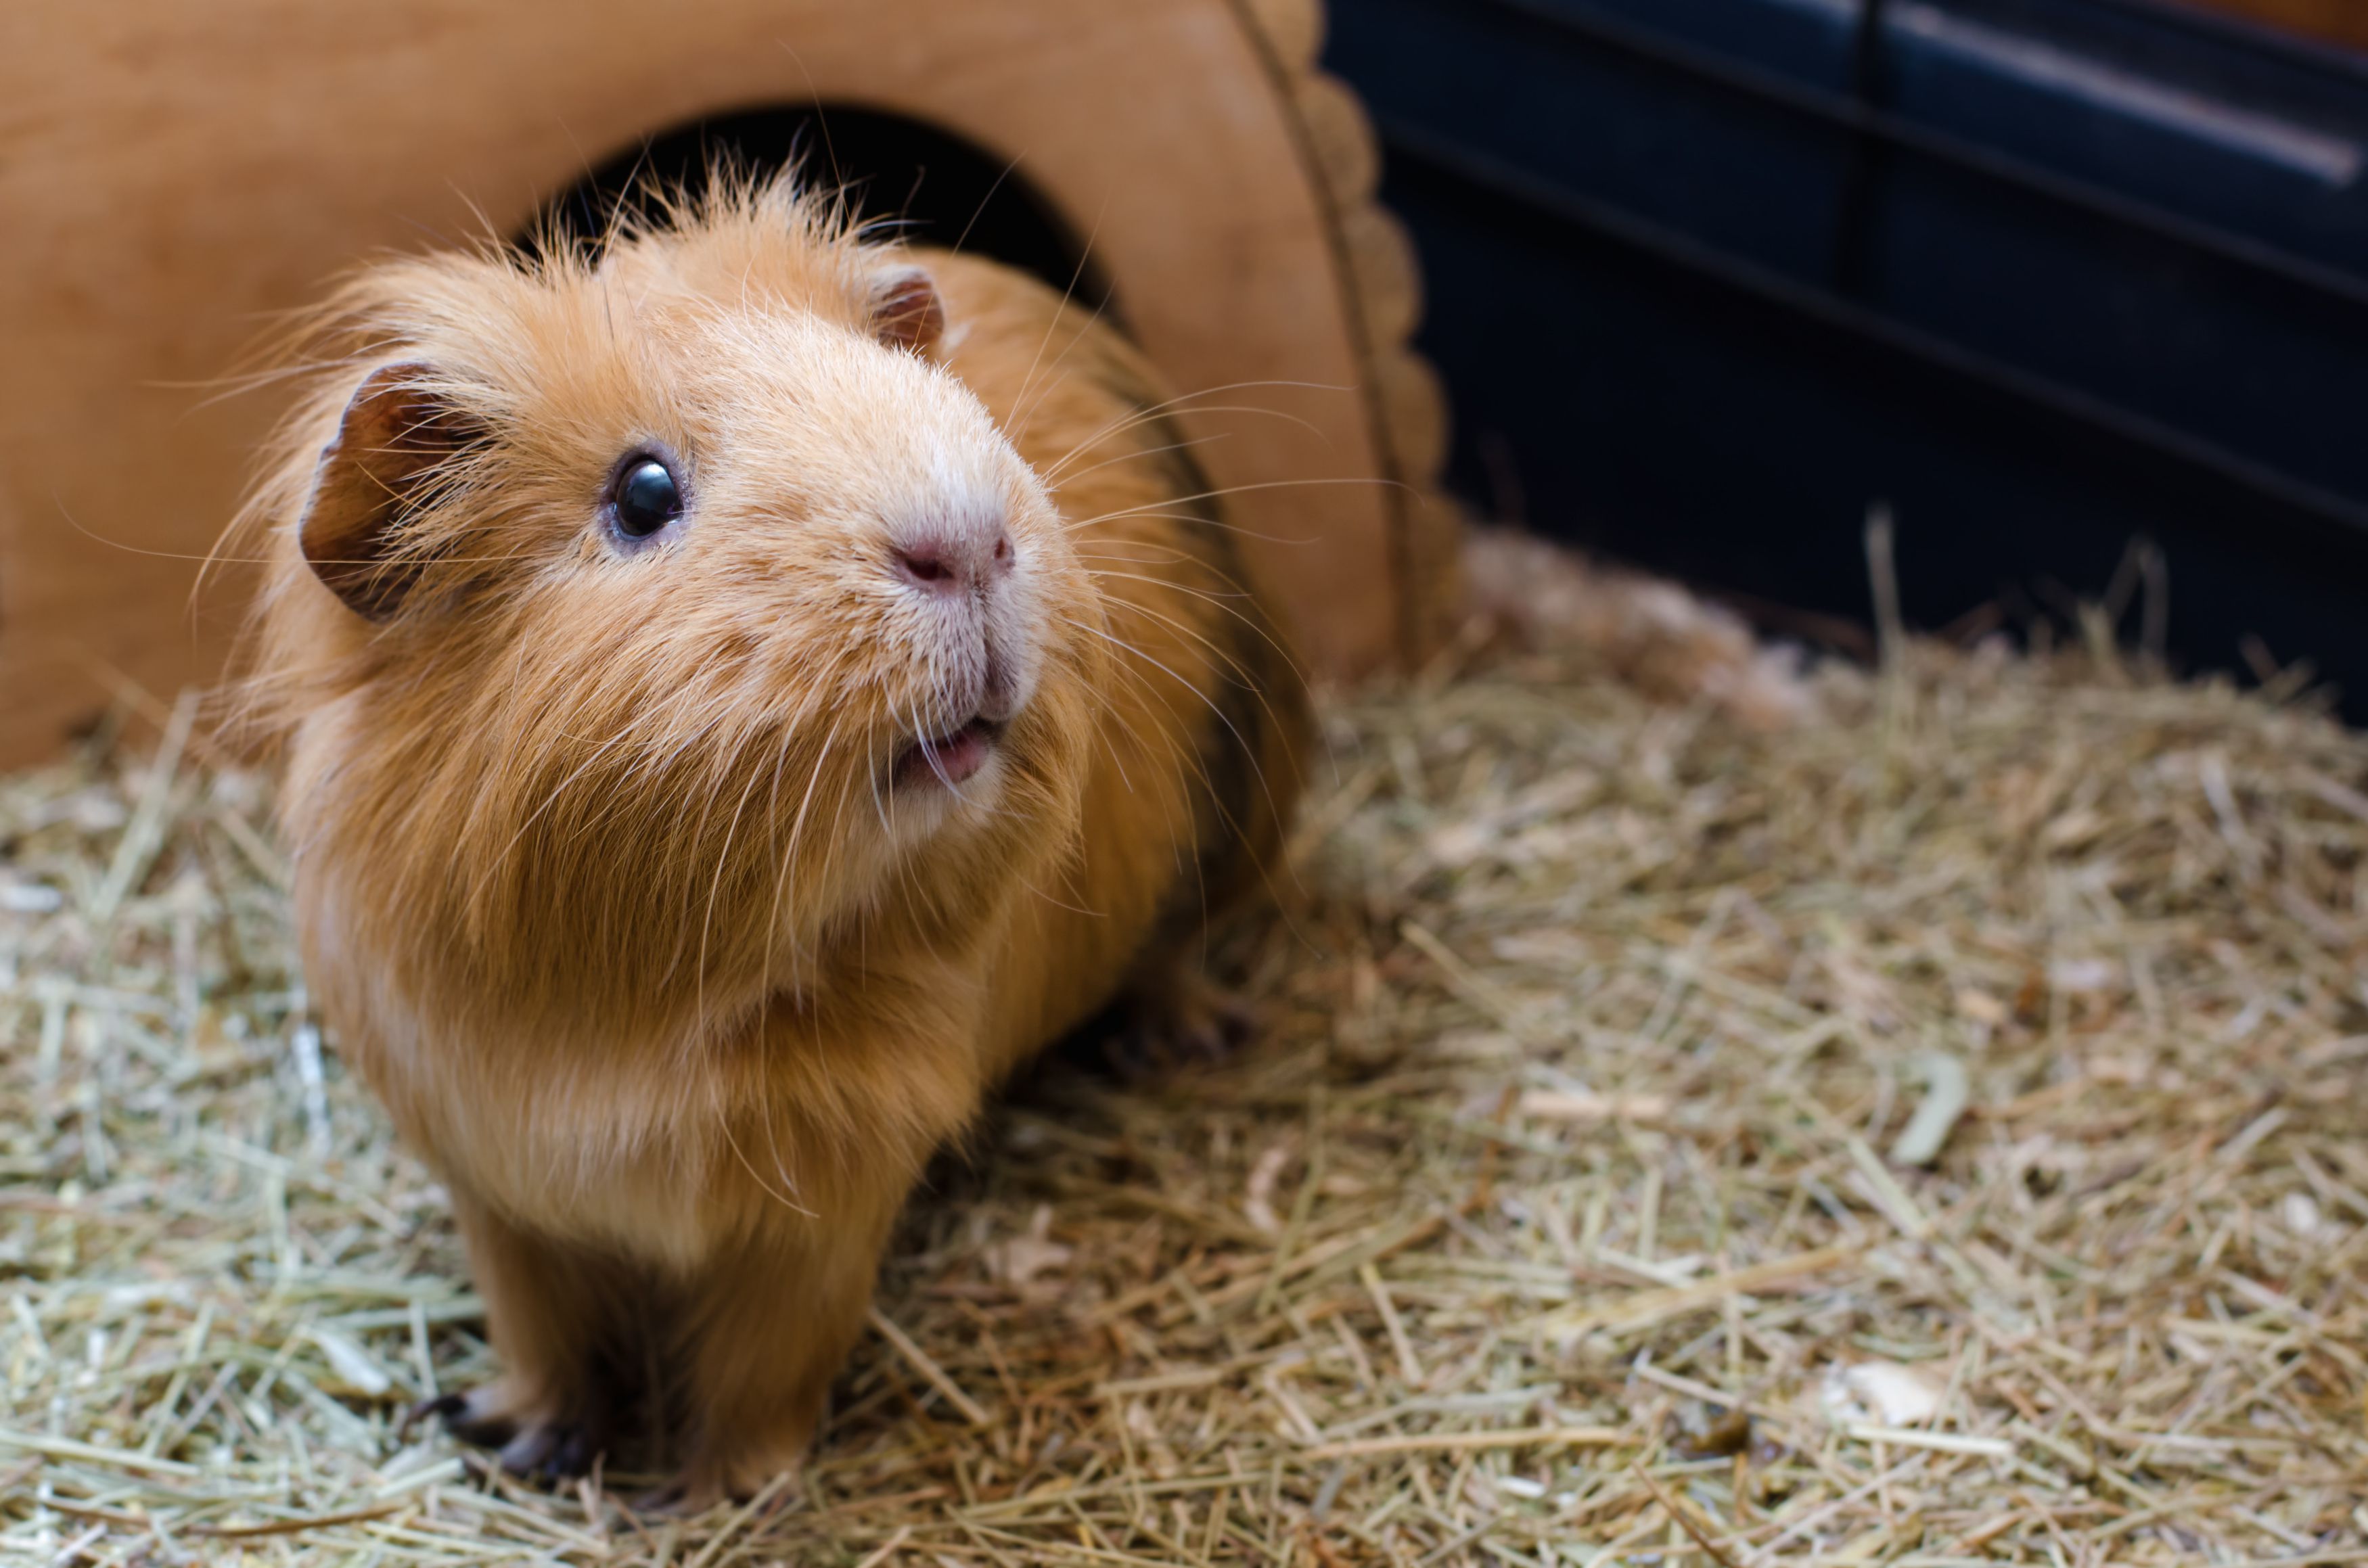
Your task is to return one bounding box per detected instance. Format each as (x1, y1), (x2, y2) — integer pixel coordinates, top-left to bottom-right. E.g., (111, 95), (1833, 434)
(1329, 0), (2368, 714)
(532, 103), (1114, 316)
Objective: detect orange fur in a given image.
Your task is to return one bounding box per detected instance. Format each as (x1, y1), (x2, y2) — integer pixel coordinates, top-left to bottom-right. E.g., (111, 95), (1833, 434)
(235, 180), (1306, 1500)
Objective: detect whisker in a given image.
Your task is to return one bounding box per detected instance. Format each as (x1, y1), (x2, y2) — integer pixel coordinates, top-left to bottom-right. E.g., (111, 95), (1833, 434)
(1003, 196), (1113, 445)
(691, 731), (773, 1038)
(1055, 475), (1409, 543)
(1035, 379), (1352, 483)
(1085, 569), (1313, 694)
(1057, 613), (1293, 867)
(719, 1116), (819, 1220)
(1095, 592), (1310, 775)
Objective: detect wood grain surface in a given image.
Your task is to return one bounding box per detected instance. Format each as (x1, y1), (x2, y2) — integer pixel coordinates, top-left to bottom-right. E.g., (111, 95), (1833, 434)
(0, 0), (1456, 764)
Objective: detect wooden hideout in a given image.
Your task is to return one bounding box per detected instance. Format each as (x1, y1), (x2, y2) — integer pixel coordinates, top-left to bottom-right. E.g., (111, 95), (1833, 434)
(0, 0), (1456, 766)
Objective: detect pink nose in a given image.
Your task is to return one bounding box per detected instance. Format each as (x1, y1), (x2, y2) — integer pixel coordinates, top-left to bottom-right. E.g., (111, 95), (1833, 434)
(894, 526), (1014, 596)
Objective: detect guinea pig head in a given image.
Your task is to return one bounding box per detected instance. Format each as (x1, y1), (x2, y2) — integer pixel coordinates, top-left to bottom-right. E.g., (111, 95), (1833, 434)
(253, 195), (1106, 1030)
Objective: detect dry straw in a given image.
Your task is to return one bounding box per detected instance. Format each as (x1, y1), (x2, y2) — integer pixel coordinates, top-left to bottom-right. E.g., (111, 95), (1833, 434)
(3, 616), (2365, 1565)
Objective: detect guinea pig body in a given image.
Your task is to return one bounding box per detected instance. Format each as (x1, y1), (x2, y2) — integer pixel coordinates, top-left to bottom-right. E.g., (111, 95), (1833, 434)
(240, 182), (1306, 1500)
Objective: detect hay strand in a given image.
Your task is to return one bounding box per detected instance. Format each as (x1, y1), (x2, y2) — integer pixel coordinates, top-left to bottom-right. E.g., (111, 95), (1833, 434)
(3, 619), (2365, 1563)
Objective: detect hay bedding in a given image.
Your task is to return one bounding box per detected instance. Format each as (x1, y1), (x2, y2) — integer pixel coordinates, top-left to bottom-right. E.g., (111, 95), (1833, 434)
(3, 628), (2365, 1567)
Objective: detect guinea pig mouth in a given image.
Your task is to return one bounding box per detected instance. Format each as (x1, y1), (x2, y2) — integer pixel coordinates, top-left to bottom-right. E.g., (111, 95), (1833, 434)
(894, 716), (1004, 790)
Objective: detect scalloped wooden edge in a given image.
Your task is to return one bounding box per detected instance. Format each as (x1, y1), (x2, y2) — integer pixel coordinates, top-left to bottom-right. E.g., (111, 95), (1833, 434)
(1230, 0), (1465, 666)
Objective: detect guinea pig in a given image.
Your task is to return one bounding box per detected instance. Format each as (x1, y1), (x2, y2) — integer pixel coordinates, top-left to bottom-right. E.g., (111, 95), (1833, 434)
(235, 176), (1308, 1502)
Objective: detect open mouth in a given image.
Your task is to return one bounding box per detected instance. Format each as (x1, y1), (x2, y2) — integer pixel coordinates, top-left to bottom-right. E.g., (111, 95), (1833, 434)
(894, 716), (1003, 790)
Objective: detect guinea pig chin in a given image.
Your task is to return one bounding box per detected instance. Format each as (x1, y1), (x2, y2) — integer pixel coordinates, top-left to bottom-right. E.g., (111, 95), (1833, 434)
(888, 614), (1041, 797)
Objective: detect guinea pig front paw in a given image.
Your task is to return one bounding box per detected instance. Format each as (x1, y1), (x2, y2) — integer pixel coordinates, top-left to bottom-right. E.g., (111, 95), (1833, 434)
(1101, 975), (1260, 1080)
(492, 1413), (606, 1481)
(638, 1457), (803, 1517)
(403, 1387), (514, 1450)
(409, 1383), (608, 1482)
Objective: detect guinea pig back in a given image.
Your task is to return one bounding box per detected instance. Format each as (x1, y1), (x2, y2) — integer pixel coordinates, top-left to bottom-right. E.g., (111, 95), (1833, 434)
(236, 178), (1308, 1501)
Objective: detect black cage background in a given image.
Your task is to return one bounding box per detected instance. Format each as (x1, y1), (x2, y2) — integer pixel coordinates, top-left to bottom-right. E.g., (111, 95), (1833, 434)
(1325, 0), (2368, 712)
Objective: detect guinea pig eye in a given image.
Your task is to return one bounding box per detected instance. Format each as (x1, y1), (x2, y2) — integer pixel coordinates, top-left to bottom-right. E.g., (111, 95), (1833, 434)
(610, 457), (683, 540)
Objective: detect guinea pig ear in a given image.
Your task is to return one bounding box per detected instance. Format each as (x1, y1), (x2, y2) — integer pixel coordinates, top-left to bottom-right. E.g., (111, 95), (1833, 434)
(868, 264), (945, 355)
(298, 363), (474, 621)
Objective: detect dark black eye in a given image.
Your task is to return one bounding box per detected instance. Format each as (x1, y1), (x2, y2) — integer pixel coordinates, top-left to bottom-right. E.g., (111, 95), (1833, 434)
(612, 457), (683, 539)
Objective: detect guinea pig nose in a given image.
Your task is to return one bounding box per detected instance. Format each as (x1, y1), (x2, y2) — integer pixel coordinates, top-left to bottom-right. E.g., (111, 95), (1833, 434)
(892, 524), (1016, 596)
(894, 538), (960, 594)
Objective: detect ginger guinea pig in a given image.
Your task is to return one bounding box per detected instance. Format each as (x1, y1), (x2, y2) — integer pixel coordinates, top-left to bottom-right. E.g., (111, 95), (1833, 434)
(238, 178), (1307, 1501)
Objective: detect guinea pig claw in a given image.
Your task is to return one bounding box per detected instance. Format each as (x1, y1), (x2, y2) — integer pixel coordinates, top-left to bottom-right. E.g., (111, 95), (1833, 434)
(492, 1417), (603, 1483)
(632, 1472), (795, 1517)
(1101, 984), (1261, 1080)
(631, 1481), (691, 1516)
(497, 1423), (560, 1475)
(397, 1391), (469, 1444)
(406, 1385), (557, 1457)
(1204, 994), (1261, 1055)
(546, 1423), (600, 1480)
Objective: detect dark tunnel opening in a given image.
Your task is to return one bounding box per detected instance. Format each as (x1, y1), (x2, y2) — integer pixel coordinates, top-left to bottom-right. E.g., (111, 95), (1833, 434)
(532, 103), (1115, 317)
